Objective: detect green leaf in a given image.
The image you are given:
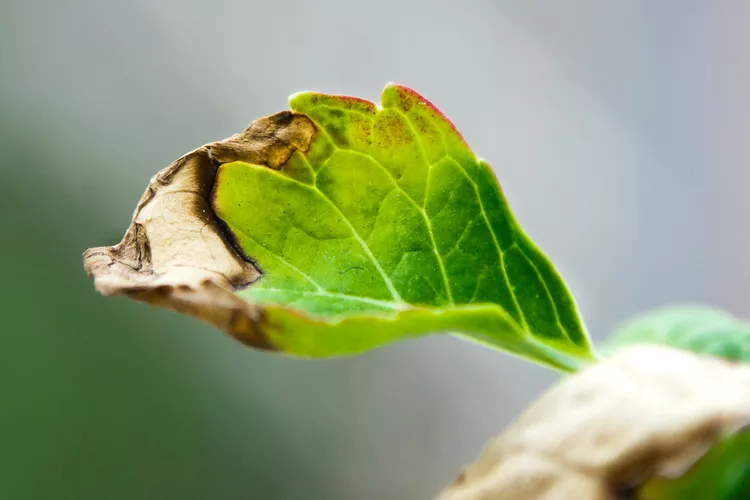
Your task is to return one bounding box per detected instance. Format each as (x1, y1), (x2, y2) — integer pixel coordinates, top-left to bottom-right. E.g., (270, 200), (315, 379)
(209, 84), (594, 371)
(639, 430), (750, 500)
(604, 305), (750, 362)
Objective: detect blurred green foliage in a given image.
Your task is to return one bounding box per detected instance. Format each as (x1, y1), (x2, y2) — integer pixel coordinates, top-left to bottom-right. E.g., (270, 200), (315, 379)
(640, 431), (750, 500)
(0, 117), (338, 499)
(606, 306), (750, 362)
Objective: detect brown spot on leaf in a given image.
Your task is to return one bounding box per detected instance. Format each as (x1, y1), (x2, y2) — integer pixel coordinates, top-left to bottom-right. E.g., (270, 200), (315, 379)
(206, 111), (315, 169)
(83, 112), (315, 349)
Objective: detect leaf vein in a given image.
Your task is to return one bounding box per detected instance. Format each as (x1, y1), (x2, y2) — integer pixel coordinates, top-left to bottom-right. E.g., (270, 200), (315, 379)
(230, 226), (324, 292)
(293, 154), (405, 303)
(252, 288), (407, 311)
(390, 108), (456, 305)
(424, 129), (531, 331)
(505, 242), (572, 343)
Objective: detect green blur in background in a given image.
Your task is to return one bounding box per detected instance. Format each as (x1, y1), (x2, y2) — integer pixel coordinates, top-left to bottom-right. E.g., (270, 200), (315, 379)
(0, 122), (306, 499)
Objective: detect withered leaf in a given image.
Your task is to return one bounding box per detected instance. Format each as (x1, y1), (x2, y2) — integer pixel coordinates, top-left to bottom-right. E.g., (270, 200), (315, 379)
(437, 345), (750, 500)
(84, 85), (594, 370)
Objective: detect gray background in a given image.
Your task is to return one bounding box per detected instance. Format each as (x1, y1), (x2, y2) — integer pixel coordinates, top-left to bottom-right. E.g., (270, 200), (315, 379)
(2, 1), (749, 498)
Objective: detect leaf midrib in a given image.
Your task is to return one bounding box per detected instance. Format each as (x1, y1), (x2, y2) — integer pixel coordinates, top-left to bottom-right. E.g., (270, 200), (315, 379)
(251, 288), (408, 311)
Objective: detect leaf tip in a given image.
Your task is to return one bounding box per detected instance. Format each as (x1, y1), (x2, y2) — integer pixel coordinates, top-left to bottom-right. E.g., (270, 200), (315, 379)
(380, 83), (469, 148)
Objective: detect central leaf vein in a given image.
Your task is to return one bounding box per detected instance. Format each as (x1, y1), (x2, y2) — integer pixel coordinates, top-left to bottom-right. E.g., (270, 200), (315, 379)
(258, 288), (407, 311)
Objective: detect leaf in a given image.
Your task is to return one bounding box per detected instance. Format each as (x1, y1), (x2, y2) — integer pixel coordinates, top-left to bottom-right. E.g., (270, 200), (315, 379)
(604, 306), (750, 498)
(639, 430), (750, 500)
(83, 84), (594, 371)
(604, 305), (750, 362)
(438, 345), (750, 500)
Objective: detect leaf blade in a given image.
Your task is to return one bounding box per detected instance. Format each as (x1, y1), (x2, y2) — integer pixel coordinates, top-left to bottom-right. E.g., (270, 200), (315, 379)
(210, 84), (594, 368)
(604, 305), (750, 362)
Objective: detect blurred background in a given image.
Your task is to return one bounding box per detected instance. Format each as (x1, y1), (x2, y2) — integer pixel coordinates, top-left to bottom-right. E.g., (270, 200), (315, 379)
(2, 1), (750, 498)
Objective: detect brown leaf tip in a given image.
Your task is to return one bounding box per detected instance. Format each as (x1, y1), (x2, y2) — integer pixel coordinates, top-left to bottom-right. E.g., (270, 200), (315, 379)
(83, 112), (316, 350)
